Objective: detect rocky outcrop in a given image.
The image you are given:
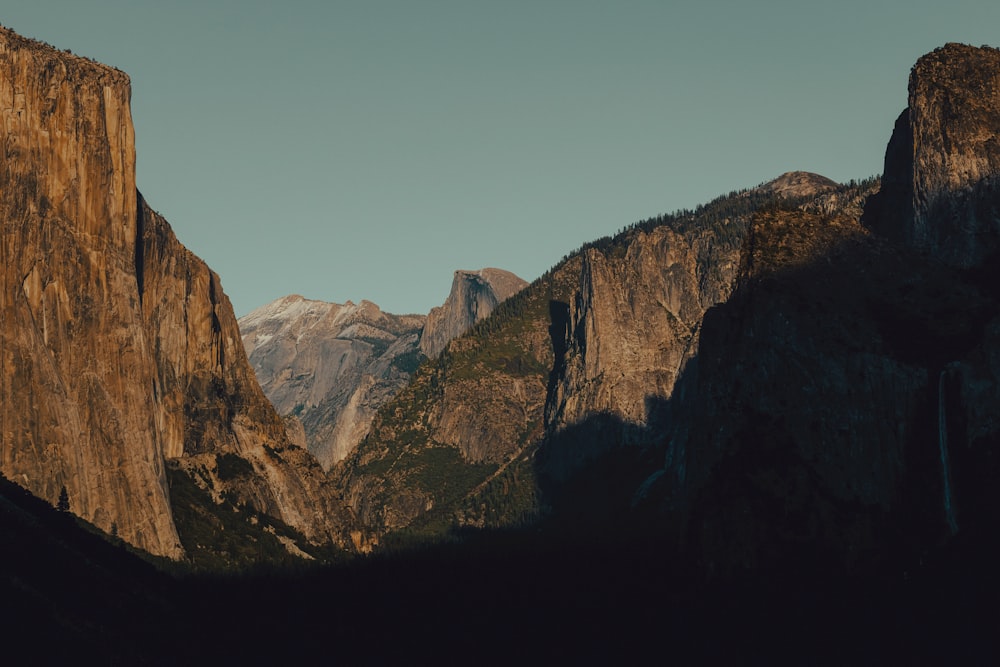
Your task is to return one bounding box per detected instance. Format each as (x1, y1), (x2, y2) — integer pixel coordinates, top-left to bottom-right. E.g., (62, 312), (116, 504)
(240, 295), (425, 469)
(756, 171), (839, 199)
(0, 26), (349, 558)
(542, 224), (745, 484)
(547, 226), (742, 430)
(863, 43), (1000, 268)
(419, 268), (527, 358)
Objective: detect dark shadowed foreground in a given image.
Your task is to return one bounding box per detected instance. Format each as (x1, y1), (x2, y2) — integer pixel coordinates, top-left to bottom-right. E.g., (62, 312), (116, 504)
(3, 472), (998, 665)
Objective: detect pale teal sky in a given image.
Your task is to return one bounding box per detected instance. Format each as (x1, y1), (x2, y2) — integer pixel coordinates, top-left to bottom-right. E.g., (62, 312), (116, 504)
(4, 1), (1000, 315)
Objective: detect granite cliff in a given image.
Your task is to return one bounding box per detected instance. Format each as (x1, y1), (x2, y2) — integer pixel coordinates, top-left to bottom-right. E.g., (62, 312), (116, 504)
(0, 26), (350, 559)
(0, 28), (182, 557)
(419, 268), (528, 358)
(863, 43), (1000, 268)
(644, 200), (998, 575)
(641, 206), (942, 573)
(543, 215), (743, 474)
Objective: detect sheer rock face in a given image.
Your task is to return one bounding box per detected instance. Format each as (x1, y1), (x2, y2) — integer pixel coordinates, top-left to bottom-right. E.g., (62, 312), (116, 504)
(240, 296), (425, 469)
(0, 27), (348, 557)
(640, 45), (1000, 575)
(0, 28), (181, 557)
(139, 202), (351, 547)
(545, 225), (744, 474)
(419, 268), (528, 358)
(542, 179), (887, 487)
(546, 172), (847, 445)
(863, 43), (1000, 267)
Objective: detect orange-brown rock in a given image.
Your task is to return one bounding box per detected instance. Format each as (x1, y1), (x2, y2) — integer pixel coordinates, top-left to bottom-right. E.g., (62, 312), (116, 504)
(546, 225), (741, 435)
(863, 43), (1000, 267)
(0, 28), (182, 556)
(0, 26), (348, 557)
(139, 199), (351, 547)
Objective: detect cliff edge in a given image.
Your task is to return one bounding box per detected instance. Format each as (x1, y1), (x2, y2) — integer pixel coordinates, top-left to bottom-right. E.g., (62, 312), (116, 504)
(0, 26), (349, 558)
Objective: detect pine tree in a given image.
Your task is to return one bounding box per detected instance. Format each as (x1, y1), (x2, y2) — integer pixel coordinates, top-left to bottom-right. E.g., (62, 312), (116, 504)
(56, 485), (70, 512)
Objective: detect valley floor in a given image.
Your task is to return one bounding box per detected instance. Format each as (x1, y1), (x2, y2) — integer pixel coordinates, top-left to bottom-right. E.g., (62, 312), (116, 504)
(4, 485), (998, 666)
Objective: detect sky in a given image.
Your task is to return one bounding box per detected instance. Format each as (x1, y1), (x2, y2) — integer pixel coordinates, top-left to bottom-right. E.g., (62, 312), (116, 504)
(4, 1), (1000, 316)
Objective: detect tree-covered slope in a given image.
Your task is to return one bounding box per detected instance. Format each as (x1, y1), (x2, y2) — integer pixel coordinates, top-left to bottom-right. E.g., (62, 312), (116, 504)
(333, 175), (877, 547)
(331, 255), (581, 546)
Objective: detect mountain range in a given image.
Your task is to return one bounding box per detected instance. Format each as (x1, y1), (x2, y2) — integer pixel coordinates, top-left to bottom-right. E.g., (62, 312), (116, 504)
(2, 26), (1000, 661)
(238, 267), (527, 471)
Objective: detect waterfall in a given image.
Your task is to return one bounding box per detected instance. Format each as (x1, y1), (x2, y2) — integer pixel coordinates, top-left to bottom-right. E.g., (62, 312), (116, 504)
(938, 369), (959, 535)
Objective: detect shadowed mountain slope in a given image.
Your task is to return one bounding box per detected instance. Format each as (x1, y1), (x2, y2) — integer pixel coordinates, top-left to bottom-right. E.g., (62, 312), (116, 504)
(331, 174), (877, 547)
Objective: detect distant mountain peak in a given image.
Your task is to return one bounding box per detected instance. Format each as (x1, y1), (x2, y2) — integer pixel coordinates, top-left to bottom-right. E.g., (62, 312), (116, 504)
(239, 295), (426, 468)
(240, 267), (526, 467)
(420, 267), (528, 358)
(756, 171), (840, 198)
